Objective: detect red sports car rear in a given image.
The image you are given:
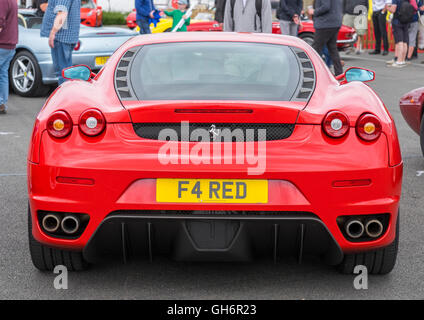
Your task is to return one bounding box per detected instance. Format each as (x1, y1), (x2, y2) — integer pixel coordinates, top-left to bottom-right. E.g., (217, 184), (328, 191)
(28, 33), (402, 274)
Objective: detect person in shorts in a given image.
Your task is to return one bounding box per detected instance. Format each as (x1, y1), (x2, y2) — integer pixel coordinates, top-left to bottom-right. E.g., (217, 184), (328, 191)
(343, 0), (369, 54)
(406, 0), (424, 62)
(387, 0), (412, 67)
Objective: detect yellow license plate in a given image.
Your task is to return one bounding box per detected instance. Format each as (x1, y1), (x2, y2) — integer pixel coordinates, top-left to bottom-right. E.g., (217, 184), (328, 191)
(95, 56), (110, 66)
(156, 179), (268, 204)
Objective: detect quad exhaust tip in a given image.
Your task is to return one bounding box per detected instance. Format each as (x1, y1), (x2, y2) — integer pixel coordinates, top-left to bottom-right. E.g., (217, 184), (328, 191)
(42, 214), (61, 233)
(60, 215), (80, 235)
(365, 219), (384, 238)
(345, 219), (365, 239)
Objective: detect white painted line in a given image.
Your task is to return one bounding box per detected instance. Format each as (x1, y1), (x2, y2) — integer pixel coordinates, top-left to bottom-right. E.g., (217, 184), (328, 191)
(0, 132), (16, 135)
(341, 53), (424, 68)
(0, 173), (26, 177)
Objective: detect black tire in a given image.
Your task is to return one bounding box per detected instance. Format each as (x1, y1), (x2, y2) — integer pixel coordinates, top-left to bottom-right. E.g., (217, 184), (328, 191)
(299, 32), (315, 47)
(337, 212), (399, 275)
(9, 50), (50, 97)
(420, 112), (424, 157)
(28, 204), (89, 272)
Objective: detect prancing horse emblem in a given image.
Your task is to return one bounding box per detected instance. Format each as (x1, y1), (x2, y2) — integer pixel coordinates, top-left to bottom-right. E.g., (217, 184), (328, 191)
(209, 124), (221, 140)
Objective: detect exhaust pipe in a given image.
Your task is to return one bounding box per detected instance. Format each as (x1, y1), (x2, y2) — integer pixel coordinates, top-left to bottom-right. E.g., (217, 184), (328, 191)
(365, 219), (384, 238)
(345, 219), (365, 239)
(42, 214), (61, 233)
(61, 215), (80, 235)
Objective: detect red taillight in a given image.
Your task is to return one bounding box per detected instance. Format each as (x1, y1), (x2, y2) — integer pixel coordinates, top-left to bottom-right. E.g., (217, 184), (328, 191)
(74, 41), (81, 51)
(356, 113), (382, 141)
(79, 109), (106, 136)
(47, 111), (73, 138)
(322, 111), (349, 138)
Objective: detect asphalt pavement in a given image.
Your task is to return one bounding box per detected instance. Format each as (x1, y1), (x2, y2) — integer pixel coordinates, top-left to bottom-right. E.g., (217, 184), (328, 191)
(0, 52), (423, 300)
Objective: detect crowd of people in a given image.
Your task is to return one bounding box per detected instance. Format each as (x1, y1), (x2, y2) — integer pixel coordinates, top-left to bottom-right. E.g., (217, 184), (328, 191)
(0, 0), (423, 115)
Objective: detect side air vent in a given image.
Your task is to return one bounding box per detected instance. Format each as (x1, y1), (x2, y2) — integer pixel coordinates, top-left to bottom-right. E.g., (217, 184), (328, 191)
(114, 47), (140, 100)
(291, 47), (316, 102)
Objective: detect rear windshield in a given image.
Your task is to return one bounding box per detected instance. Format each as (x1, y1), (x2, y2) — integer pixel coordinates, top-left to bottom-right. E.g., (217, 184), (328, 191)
(129, 42), (301, 101)
(81, 0), (96, 9)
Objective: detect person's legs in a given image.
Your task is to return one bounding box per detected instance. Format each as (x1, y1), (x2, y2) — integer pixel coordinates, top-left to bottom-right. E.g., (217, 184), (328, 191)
(378, 11), (389, 53)
(322, 46), (333, 67)
(137, 19), (151, 34)
(371, 11), (382, 53)
(326, 28), (343, 76)
(50, 42), (61, 84)
(391, 24), (408, 67)
(312, 28), (330, 56)
(53, 41), (74, 85)
(290, 22), (299, 37)
(0, 48), (16, 112)
(279, 20), (291, 36)
(407, 22), (418, 60)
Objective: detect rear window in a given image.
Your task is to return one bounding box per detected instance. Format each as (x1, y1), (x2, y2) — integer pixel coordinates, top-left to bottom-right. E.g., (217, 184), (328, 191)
(81, 0), (96, 9)
(129, 42), (302, 101)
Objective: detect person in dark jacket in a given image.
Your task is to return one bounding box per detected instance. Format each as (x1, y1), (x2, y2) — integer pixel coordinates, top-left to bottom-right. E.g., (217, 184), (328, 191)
(277, 0), (303, 36)
(0, 0), (18, 114)
(135, 0), (157, 34)
(343, 0), (369, 54)
(308, 0), (344, 76)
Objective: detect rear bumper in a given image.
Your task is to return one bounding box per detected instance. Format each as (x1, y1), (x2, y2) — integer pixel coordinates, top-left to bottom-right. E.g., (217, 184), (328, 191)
(83, 212), (344, 265)
(28, 123), (403, 260)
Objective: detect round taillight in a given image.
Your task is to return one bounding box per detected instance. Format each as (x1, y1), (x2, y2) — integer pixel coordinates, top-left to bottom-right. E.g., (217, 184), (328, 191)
(47, 111), (73, 138)
(74, 41), (81, 51)
(79, 109), (106, 136)
(322, 111), (350, 138)
(356, 113), (382, 141)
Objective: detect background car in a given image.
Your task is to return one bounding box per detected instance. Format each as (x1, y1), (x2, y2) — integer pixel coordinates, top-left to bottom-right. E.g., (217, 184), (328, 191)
(81, 0), (103, 27)
(28, 32), (401, 274)
(399, 88), (424, 156)
(11, 14), (136, 97)
(126, 10), (356, 50)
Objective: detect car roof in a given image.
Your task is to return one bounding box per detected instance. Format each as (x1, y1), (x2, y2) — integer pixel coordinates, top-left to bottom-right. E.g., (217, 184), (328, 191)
(122, 32), (311, 51)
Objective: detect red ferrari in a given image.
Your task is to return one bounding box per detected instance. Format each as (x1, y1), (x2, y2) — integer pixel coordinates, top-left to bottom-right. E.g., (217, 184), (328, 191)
(126, 11), (357, 50)
(28, 32), (402, 274)
(399, 87), (424, 155)
(80, 0), (103, 27)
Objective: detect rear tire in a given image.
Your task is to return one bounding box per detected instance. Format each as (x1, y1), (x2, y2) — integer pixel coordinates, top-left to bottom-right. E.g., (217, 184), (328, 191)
(337, 212), (399, 275)
(299, 32), (315, 47)
(28, 204), (89, 271)
(9, 50), (50, 97)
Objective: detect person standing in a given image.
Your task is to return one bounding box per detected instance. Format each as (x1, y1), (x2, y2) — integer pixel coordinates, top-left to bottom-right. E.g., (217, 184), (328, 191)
(223, 0), (273, 33)
(343, 0), (369, 54)
(40, 0), (80, 85)
(164, 0), (191, 32)
(308, 0), (344, 76)
(386, 0), (415, 67)
(135, 0), (158, 34)
(0, 0), (18, 114)
(277, 0), (303, 36)
(369, 0), (391, 55)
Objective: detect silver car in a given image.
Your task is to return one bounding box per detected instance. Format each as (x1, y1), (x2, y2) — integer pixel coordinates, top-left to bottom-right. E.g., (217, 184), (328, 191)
(11, 12), (137, 97)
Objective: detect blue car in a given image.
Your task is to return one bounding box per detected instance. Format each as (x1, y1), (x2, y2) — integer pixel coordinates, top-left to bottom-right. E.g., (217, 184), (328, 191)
(10, 12), (137, 97)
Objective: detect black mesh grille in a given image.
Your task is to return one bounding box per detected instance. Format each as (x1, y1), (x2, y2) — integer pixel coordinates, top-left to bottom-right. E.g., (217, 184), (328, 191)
(132, 123), (295, 142)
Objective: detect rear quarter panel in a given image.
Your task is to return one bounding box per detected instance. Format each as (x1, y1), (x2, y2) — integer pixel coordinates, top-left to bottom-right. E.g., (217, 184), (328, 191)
(399, 87), (424, 135)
